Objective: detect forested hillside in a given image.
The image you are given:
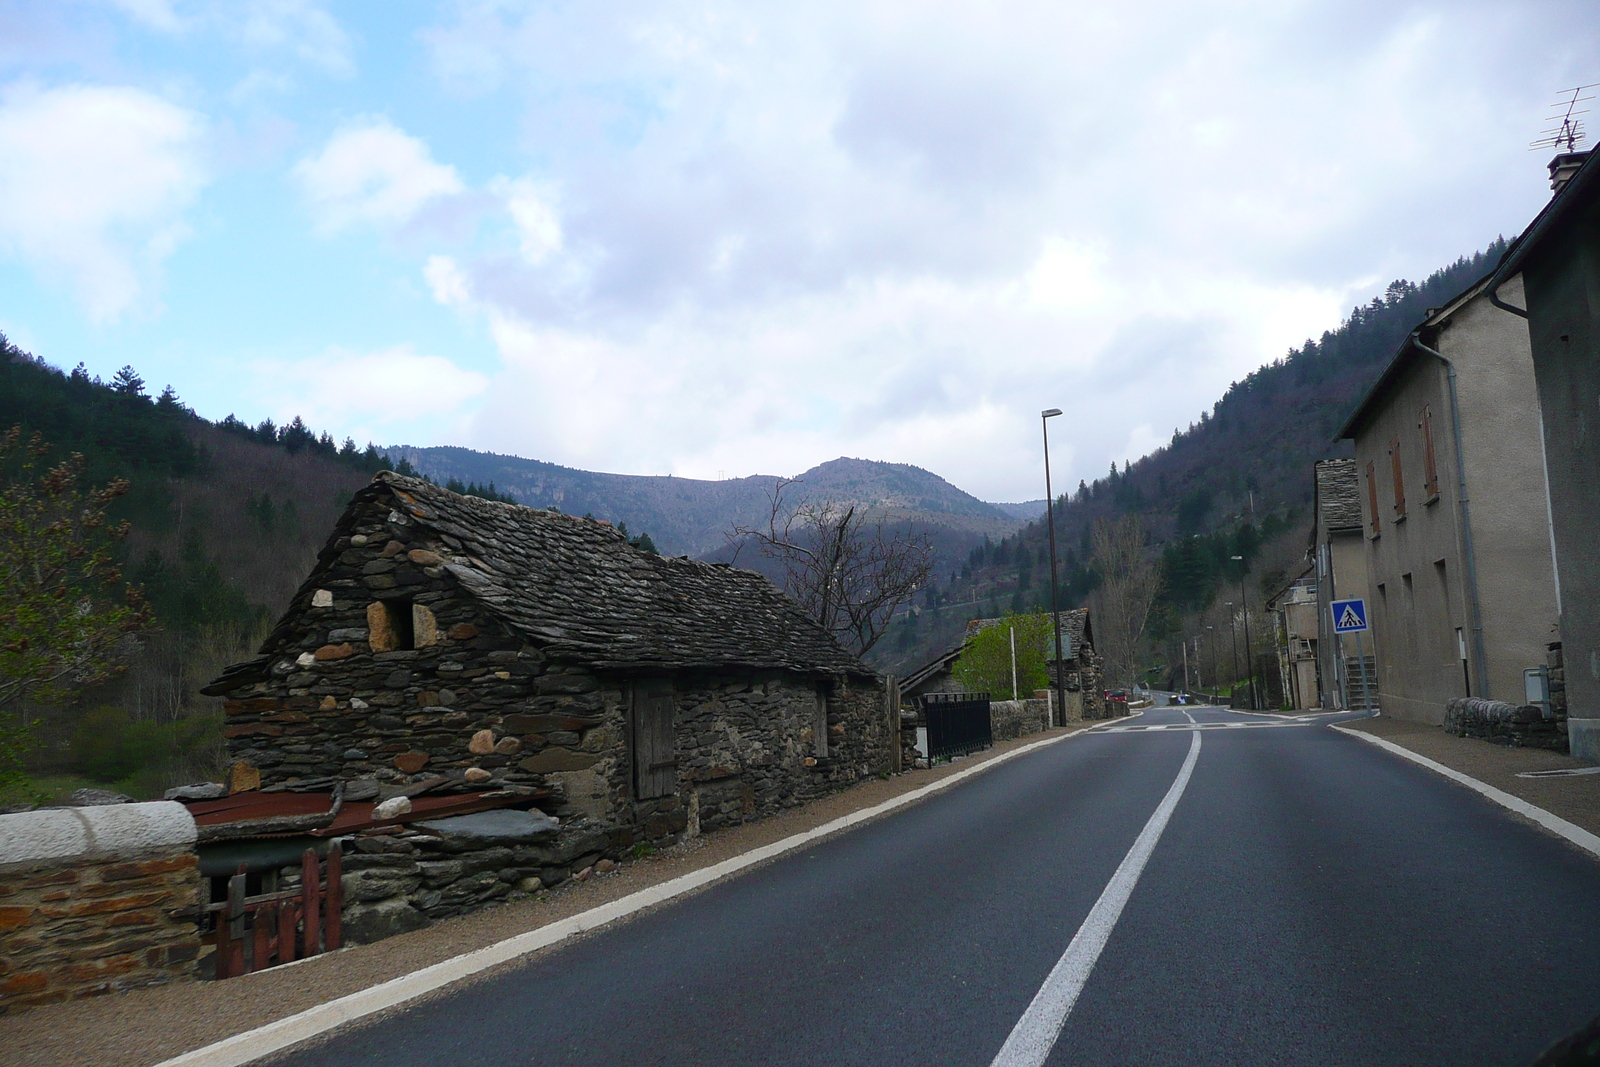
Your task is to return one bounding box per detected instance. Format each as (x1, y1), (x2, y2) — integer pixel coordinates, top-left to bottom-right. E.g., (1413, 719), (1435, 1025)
(873, 240), (1510, 680)
(0, 340), (391, 801)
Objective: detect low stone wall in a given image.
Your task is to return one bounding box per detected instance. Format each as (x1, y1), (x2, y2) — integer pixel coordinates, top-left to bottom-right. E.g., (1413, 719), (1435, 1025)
(334, 807), (616, 943)
(1442, 697), (1568, 752)
(990, 698), (1051, 741)
(0, 802), (200, 1012)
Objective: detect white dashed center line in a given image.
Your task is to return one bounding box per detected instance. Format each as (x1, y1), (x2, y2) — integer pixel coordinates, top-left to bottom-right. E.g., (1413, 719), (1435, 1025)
(989, 730), (1202, 1067)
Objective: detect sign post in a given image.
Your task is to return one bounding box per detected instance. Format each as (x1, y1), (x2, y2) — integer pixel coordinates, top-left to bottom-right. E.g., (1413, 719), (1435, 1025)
(1331, 598), (1371, 711)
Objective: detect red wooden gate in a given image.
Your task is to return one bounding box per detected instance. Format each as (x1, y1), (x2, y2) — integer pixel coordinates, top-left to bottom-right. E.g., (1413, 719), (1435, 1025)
(209, 842), (342, 979)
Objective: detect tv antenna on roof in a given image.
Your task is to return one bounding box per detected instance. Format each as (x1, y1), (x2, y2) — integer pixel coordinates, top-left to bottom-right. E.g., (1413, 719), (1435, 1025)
(1530, 84), (1598, 152)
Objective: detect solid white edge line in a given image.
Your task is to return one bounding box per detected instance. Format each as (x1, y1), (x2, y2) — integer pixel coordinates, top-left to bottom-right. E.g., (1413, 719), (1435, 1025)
(151, 718), (1138, 1067)
(989, 729), (1203, 1067)
(1329, 725), (1600, 861)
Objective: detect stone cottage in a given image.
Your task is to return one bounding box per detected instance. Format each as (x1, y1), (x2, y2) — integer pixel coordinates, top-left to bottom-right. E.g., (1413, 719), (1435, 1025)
(205, 473), (891, 849)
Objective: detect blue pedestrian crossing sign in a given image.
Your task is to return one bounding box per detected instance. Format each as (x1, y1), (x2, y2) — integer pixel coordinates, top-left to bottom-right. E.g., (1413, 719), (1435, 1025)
(1331, 598), (1369, 633)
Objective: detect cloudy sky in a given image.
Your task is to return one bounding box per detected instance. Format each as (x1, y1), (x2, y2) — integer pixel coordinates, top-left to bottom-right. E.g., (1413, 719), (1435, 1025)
(1, 2), (1594, 501)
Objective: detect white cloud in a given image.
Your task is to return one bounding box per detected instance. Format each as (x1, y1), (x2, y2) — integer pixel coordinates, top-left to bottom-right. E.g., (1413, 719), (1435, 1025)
(292, 118), (464, 234)
(0, 81), (206, 321)
(258, 345), (489, 443)
(490, 177), (563, 265)
(424, 254), (472, 309)
(101, 0), (184, 33)
(97, 0), (353, 75)
(403, 0), (1594, 499)
(234, 0), (353, 76)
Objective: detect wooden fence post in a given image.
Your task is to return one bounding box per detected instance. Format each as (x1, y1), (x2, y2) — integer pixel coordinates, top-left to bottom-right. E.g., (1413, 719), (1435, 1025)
(301, 848), (321, 957)
(324, 841), (343, 951)
(886, 676), (902, 774)
(278, 899), (298, 964)
(223, 868), (246, 979)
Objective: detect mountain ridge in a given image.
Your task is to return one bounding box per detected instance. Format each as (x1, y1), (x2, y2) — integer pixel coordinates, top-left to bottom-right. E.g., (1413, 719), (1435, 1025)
(383, 447), (1023, 558)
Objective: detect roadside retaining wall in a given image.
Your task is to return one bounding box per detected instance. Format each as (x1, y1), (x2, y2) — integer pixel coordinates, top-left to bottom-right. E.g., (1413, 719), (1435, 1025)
(1442, 697), (1568, 752)
(0, 802), (201, 1013)
(990, 698), (1051, 741)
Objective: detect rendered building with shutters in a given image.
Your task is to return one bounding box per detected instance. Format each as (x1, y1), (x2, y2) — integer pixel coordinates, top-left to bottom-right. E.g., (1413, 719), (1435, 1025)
(1335, 276), (1559, 724)
(205, 472), (891, 852)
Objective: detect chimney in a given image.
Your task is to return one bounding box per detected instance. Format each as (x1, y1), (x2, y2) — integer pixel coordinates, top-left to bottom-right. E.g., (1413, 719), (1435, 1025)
(1549, 150), (1591, 194)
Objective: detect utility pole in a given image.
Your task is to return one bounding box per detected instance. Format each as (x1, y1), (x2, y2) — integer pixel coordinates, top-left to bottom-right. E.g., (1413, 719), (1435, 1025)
(1226, 601), (1241, 708)
(1231, 555), (1257, 710)
(1009, 625), (1018, 702)
(1206, 625), (1218, 705)
(1041, 408), (1066, 727)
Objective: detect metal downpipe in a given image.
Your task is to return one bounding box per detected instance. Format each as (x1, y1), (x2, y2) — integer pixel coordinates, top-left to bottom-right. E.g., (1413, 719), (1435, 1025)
(1411, 332), (1490, 698)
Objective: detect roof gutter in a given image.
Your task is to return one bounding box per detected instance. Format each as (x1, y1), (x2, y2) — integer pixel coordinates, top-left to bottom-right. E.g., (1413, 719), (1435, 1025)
(1483, 149), (1600, 319)
(1410, 331), (1489, 698)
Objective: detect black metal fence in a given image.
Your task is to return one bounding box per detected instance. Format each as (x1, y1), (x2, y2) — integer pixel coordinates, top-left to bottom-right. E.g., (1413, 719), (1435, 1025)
(919, 692), (992, 761)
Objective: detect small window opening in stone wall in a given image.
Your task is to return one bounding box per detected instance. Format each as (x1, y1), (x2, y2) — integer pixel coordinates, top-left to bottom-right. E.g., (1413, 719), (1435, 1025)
(367, 599), (422, 651)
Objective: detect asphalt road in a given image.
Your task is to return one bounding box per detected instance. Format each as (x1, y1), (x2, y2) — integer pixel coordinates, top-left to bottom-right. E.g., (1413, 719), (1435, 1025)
(273, 706), (1600, 1066)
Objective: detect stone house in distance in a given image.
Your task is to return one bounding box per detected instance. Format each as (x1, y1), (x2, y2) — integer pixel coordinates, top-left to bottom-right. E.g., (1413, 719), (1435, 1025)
(1311, 458), (1373, 710)
(205, 473), (891, 849)
(899, 610), (1103, 720)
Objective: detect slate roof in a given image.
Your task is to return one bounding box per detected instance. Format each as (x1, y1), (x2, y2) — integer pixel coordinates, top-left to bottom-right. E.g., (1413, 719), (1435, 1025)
(253, 472), (874, 679)
(1314, 459), (1362, 533)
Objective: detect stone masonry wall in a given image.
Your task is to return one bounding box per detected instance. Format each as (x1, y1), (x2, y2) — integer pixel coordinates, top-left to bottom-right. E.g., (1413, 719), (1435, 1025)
(222, 495), (625, 815)
(1442, 696), (1568, 752)
(649, 673), (891, 840)
(990, 698), (1051, 741)
(0, 803), (200, 1013)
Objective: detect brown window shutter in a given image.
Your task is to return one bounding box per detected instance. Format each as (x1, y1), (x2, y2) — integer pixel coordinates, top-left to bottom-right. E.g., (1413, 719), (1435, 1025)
(1388, 436), (1406, 518)
(1420, 405), (1440, 499)
(1366, 460), (1380, 536)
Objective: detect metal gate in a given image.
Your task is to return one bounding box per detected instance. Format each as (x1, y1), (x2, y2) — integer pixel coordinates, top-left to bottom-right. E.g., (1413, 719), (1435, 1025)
(919, 692), (992, 761)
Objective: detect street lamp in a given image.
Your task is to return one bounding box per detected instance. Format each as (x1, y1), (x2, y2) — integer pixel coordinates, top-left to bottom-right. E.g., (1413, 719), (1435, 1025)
(1205, 625), (1217, 705)
(1225, 600), (1240, 708)
(1041, 408), (1066, 726)
(1230, 555), (1256, 710)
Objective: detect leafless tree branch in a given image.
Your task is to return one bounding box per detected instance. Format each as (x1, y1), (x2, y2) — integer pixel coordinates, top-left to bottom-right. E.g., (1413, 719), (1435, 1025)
(728, 478), (933, 656)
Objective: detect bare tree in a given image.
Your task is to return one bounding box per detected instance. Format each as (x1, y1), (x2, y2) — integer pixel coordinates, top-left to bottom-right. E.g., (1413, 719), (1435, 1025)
(729, 478), (933, 656)
(1088, 515), (1162, 689)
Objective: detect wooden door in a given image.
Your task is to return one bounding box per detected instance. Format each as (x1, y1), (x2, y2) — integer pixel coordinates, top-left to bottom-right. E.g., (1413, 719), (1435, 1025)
(633, 683), (677, 799)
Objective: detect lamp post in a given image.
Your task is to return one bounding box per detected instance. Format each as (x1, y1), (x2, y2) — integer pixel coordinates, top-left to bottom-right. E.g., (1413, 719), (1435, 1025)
(1206, 625), (1217, 705)
(1225, 600), (1240, 708)
(1230, 554), (1256, 710)
(1041, 408), (1066, 726)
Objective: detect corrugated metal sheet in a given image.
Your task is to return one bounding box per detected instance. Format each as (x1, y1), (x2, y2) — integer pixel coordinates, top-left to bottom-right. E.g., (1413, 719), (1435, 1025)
(183, 790), (541, 838)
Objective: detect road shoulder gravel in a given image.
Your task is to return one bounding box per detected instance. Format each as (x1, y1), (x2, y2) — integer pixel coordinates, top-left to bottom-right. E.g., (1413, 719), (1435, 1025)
(0, 721), (1124, 1067)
